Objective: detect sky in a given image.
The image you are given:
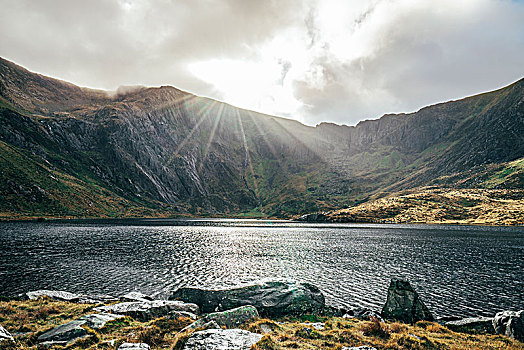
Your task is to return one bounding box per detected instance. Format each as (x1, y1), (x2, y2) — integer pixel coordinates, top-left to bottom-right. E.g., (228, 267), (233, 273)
(1, 0), (523, 126)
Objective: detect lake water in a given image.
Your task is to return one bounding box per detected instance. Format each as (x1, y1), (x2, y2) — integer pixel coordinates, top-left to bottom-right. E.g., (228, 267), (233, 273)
(0, 219), (522, 318)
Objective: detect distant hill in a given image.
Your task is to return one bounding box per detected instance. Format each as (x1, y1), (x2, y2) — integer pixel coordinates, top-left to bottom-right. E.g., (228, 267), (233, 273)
(0, 57), (523, 221)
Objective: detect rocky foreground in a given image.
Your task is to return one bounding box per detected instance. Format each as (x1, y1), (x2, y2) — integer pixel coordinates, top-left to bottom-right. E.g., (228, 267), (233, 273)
(0, 280), (523, 349)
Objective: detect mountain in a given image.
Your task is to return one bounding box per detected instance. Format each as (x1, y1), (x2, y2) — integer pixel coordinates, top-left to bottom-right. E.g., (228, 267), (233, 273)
(0, 57), (523, 220)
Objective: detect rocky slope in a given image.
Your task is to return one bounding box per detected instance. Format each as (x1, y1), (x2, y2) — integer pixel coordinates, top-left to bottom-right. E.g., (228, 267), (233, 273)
(0, 57), (523, 219)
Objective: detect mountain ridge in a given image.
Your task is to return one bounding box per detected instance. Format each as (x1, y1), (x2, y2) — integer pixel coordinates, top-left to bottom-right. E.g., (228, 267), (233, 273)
(0, 57), (523, 221)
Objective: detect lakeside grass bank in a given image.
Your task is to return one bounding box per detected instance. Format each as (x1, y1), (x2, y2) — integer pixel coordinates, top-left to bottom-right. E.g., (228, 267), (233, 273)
(0, 298), (522, 350)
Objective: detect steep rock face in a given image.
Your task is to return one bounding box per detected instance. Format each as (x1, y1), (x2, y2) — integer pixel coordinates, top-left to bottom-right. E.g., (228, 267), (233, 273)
(0, 57), (522, 218)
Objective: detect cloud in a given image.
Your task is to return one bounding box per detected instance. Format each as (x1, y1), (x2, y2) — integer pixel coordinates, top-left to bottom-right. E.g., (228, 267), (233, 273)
(292, 0), (524, 125)
(0, 0), (303, 91)
(0, 0), (523, 125)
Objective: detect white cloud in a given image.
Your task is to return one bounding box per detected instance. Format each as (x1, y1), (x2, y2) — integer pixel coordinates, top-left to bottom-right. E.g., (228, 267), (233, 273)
(0, 0), (522, 125)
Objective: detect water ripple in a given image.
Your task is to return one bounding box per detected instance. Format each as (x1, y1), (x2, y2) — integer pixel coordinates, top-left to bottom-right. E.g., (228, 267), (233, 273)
(0, 220), (523, 317)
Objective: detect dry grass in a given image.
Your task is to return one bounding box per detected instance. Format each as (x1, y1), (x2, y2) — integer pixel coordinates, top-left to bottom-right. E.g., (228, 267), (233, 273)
(0, 299), (523, 349)
(328, 188), (524, 225)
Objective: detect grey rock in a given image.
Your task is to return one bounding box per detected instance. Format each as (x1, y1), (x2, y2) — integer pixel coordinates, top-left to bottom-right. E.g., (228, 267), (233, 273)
(118, 343), (150, 349)
(445, 317), (494, 334)
(79, 313), (126, 329)
(493, 310), (524, 341)
(120, 292), (153, 303)
(25, 290), (117, 304)
(39, 340), (69, 347)
(76, 294), (119, 304)
(183, 305), (259, 331)
(182, 329), (263, 350)
(94, 300), (199, 321)
(259, 323), (273, 334)
(381, 279), (434, 323)
(342, 347), (377, 350)
(37, 320), (89, 343)
(26, 290), (80, 302)
(352, 308), (384, 322)
(168, 310), (198, 320)
(299, 322), (325, 330)
(199, 320), (221, 330)
(171, 281), (325, 317)
(0, 323), (14, 342)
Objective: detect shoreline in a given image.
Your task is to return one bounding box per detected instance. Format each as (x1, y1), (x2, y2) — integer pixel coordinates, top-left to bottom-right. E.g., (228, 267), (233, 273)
(1, 283), (522, 349)
(1, 215), (523, 227)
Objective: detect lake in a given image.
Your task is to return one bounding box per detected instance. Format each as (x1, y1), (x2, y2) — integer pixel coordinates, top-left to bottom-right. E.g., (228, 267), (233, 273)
(0, 219), (522, 318)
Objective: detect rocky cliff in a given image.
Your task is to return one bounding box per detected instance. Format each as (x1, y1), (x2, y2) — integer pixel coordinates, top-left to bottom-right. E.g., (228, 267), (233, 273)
(0, 57), (522, 219)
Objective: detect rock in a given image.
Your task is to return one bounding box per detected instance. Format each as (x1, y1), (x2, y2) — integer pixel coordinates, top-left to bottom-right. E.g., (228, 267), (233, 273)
(183, 305), (259, 331)
(445, 317), (495, 334)
(171, 281), (325, 317)
(182, 329), (263, 350)
(79, 313), (126, 329)
(492, 310), (524, 341)
(37, 320), (89, 344)
(26, 290), (80, 302)
(297, 213), (327, 222)
(381, 279), (434, 323)
(352, 308), (384, 322)
(37, 313), (124, 344)
(118, 343), (151, 349)
(299, 322), (325, 330)
(120, 292), (153, 303)
(94, 300), (199, 321)
(259, 323), (273, 334)
(322, 304), (346, 317)
(0, 323), (14, 342)
(100, 339), (118, 347)
(76, 294), (119, 304)
(168, 310), (198, 320)
(25, 290), (117, 304)
(342, 347), (377, 350)
(199, 320), (221, 330)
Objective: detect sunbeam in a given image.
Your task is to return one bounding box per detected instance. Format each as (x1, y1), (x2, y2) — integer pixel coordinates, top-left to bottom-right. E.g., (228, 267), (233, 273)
(236, 109), (259, 200)
(198, 102), (225, 173)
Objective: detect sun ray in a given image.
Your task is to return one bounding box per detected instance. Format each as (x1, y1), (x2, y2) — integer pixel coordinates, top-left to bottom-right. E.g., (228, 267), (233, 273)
(198, 102), (225, 173)
(236, 109), (259, 201)
(170, 99), (217, 159)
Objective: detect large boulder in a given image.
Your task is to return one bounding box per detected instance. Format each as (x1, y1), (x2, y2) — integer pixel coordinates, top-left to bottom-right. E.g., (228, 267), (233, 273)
(170, 281), (325, 317)
(0, 323), (14, 342)
(492, 310), (524, 341)
(182, 329), (263, 350)
(380, 279), (434, 323)
(183, 305), (259, 331)
(94, 300), (199, 321)
(445, 317), (495, 334)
